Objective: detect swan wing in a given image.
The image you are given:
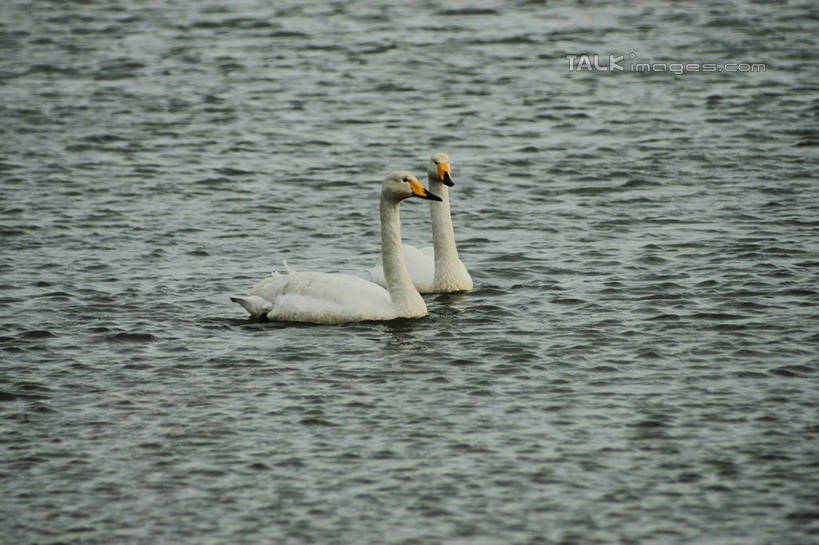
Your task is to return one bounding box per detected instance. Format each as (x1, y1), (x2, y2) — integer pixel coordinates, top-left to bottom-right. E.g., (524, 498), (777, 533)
(367, 244), (435, 293)
(418, 246), (435, 259)
(366, 256), (387, 287)
(403, 245), (435, 293)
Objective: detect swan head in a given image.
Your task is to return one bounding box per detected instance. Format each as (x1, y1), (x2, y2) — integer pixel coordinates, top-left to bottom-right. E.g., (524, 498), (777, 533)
(383, 171), (442, 202)
(428, 152), (454, 187)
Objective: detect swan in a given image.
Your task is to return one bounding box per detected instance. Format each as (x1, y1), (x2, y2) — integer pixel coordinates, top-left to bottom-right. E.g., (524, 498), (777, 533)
(230, 171), (442, 324)
(368, 152), (473, 293)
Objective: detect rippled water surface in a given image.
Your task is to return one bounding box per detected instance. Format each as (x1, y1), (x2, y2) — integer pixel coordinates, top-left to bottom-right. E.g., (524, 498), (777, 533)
(2, 1), (818, 543)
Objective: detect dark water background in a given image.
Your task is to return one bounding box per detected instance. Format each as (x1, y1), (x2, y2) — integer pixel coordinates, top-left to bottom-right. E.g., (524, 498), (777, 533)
(2, 1), (818, 543)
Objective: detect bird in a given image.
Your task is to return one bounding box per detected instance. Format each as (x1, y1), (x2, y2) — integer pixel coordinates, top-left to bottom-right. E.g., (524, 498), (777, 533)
(230, 171), (442, 324)
(368, 152), (473, 293)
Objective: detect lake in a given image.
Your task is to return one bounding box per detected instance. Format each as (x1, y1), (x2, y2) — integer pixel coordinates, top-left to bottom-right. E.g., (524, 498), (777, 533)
(1, 1), (818, 543)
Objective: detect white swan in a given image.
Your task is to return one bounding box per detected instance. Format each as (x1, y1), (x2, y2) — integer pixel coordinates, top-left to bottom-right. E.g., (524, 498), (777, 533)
(230, 171), (442, 324)
(368, 152), (473, 293)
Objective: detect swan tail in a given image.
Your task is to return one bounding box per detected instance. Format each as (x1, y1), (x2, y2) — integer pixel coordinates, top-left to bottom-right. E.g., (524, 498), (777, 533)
(230, 295), (274, 318)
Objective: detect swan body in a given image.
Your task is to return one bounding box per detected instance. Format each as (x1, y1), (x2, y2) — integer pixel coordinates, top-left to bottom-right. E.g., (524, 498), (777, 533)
(231, 171), (441, 324)
(369, 153), (473, 293)
(232, 265), (406, 323)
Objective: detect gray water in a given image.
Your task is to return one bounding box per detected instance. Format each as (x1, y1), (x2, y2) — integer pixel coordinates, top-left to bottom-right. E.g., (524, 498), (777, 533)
(2, 1), (819, 544)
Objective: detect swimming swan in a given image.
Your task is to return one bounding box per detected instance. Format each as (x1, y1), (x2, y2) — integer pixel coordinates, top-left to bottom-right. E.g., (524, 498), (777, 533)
(231, 171), (441, 324)
(368, 153), (473, 293)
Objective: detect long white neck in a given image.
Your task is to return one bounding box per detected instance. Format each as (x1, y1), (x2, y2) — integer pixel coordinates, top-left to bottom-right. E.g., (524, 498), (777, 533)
(428, 176), (462, 287)
(380, 195), (427, 316)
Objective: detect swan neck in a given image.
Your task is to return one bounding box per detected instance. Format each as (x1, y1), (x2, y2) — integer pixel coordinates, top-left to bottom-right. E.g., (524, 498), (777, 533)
(380, 196), (426, 314)
(428, 178), (460, 282)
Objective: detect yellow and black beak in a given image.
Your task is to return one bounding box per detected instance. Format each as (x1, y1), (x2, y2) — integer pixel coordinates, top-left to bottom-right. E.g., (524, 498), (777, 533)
(437, 162), (454, 187)
(409, 179), (442, 201)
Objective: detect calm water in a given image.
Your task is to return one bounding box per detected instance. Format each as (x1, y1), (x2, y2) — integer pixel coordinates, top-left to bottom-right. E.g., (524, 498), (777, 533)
(2, 1), (818, 543)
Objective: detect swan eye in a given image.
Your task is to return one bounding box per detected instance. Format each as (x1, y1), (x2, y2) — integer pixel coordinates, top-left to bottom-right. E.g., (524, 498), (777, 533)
(402, 177), (409, 182)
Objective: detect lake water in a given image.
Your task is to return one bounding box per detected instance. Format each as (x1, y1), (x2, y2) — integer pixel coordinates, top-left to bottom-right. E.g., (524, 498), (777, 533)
(2, 1), (818, 543)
